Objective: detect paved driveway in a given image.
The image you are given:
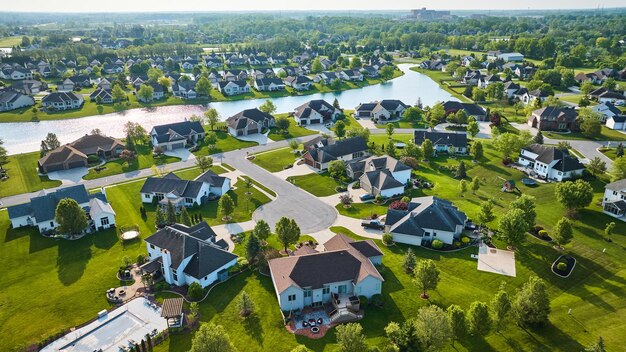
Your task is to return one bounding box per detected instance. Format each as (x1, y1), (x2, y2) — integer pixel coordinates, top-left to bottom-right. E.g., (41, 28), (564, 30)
(47, 167), (88, 185)
(164, 148), (196, 161)
(235, 132), (273, 145)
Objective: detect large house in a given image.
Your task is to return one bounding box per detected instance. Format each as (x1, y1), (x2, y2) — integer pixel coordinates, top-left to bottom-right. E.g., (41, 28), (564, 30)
(606, 115), (626, 130)
(293, 99), (342, 125)
(140, 171), (230, 211)
(347, 155), (411, 198)
(592, 102), (622, 123)
(11, 79), (48, 94)
(41, 92), (84, 111)
(385, 196), (467, 246)
(150, 121), (205, 151)
(254, 78), (285, 92)
(303, 136), (369, 170)
(268, 234), (383, 314)
(441, 101), (488, 121)
(226, 108), (275, 137)
(172, 80), (197, 99)
(217, 80), (251, 96)
(414, 131), (468, 154)
(8, 185), (116, 234)
(0, 67), (33, 80)
(354, 100), (408, 121)
(518, 144), (585, 182)
(284, 76), (312, 91)
(602, 179), (626, 221)
(38, 134), (125, 173)
(57, 75), (91, 92)
(527, 107), (579, 131)
(89, 88), (113, 103)
(0, 89), (35, 112)
(142, 222), (237, 288)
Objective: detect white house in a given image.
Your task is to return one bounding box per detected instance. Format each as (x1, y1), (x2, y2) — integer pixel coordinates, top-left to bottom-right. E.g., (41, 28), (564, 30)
(284, 75), (312, 91)
(518, 144), (585, 182)
(225, 108), (275, 137)
(385, 196), (467, 247)
(592, 102), (622, 123)
(217, 80), (251, 96)
(140, 171), (230, 211)
(347, 155), (411, 198)
(0, 89), (35, 112)
(414, 131), (468, 154)
(8, 185), (116, 234)
(602, 179), (626, 221)
(497, 52), (524, 62)
(150, 120), (205, 151)
(41, 92), (84, 111)
(606, 115), (626, 130)
(293, 99), (342, 125)
(268, 234), (383, 313)
(354, 100), (408, 121)
(303, 136), (369, 170)
(254, 78), (285, 92)
(0, 68), (33, 80)
(142, 223), (238, 288)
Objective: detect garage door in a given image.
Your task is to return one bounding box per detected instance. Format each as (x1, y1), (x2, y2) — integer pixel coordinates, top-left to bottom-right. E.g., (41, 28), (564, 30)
(248, 128), (258, 135)
(309, 119), (320, 124)
(68, 161), (86, 169)
(171, 142), (185, 150)
(45, 164), (65, 172)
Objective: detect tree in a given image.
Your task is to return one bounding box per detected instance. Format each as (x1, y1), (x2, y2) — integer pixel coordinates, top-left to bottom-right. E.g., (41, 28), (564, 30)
(180, 207), (191, 226)
(556, 141), (571, 150)
(403, 106), (422, 121)
(413, 259), (440, 299)
(610, 156), (626, 181)
(402, 248), (417, 273)
(195, 77), (211, 96)
(158, 76), (171, 88)
(499, 208), (528, 249)
(470, 176), (480, 194)
(346, 127), (371, 143)
(55, 198), (88, 236)
(276, 217), (300, 253)
(237, 291), (255, 317)
(477, 199), (495, 225)
(467, 118), (479, 139)
(138, 84), (155, 102)
(604, 221), (616, 241)
(579, 113), (602, 138)
(259, 100), (277, 114)
(491, 289), (511, 331)
(514, 101), (524, 115)
(246, 234), (261, 261)
(333, 98), (341, 109)
(380, 65), (395, 80)
(120, 149), (135, 164)
(40, 140), (50, 157)
(275, 117), (290, 132)
(253, 220), (271, 243)
(472, 88), (486, 102)
(204, 132), (218, 149)
(467, 301), (492, 337)
(204, 108), (220, 130)
(428, 104), (445, 125)
(190, 323), (236, 352)
(493, 131), (532, 162)
(422, 139), (434, 159)
(339, 193), (353, 207)
(555, 179), (594, 217)
(335, 323), (367, 352)
(455, 161), (467, 179)
(196, 155), (213, 172)
(112, 85), (127, 103)
(44, 132), (61, 150)
(386, 123), (395, 138)
(447, 305), (466, 345)
(585, 336), (606, 352)
(289, 139), (299, 152)
(328, 160), (346, 179)
(580, 81), (594, 96)
(512, 276), (551, 327)
(147, 67), (164, 83)
(166, 200), (177, 225)
(335, 120), (346, 139)
(413, 305), (451, 351)
(459, 180), (468, 195)
(0, 139), (8, 170)
(510, 194), (536, 231)
(553, 218), (573, 248)
(587, 157), (607, 176)
(386, 141), (397, 158)
(218, 194), (234, 220)
(534, 130), (544, 144)
(187, 282), (203, 300)
(616, 143), (624, 158)
(125, 132), (136, 152)
(470, 140), (484, 160)
(291, 346), (311, 352)
(311, 58), (323, 73)
(155, 206), (167, 228)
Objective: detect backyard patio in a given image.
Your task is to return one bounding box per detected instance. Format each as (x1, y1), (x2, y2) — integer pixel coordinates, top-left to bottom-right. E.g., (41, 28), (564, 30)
(287, 307), (333, 339)
(477, 244), (517, 277)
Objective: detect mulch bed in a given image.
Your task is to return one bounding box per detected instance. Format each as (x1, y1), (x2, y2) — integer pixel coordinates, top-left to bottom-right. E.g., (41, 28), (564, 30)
(552, 255), (576, 278)
(530, 232), (553, 242)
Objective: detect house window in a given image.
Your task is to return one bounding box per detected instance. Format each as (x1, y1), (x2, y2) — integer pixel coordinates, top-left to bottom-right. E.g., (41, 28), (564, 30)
(50, 221), (54, 227)
(100, 217), (109, 226)
(304, 289), (312, 298)
(144, 194), (150, 199)
(150, 244), (155, 249)
(424, 232), (430, 237)
(185, 198), (194, 204)
(338, 285), (347, 294)
(288, 294), (296, 301)
(433, 233), (437, 237)
(155, 193), (164, 201)
(172, 272), (178, 281)
(322, 287), (330, 295)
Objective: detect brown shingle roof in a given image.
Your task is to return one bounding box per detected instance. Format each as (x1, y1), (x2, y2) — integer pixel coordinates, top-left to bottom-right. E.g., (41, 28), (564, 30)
(161, 297), (183, 318)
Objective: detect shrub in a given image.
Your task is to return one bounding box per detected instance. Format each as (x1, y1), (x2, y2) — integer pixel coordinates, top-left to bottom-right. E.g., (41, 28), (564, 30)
(375, 194), (385, 203)
(187, 282), (204, 301)
(87, 155), (100, 164)
(359, 296), (368, 306)
(154, 281), (169, 292)
(382, 233), (393, 245)
(461, 236), (470, 244)
(532, 225), (544, 235)
(136, 254), (146, 265)
(538, 230), (549, 239)
(371, 294), (383, 307)
(237, 258), (249, 267)
(401, 196), (411, 203)
(352, 181), (361, 189)
(453, 241), (461, 248)
(557, 262), (567, 271)
(388, 200), (408, 210)
(431, 239), (444, 249)
(335, 186), (348, 192)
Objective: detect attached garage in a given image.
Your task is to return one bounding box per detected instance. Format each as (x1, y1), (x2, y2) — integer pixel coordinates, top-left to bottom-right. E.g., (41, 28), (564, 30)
(170, 142), (185, 150)
(392, 233), (423, 246)
(68, 161), (86, 169)
(247, 128), (258, 135)
(44, 164), (65, 173)
(309, 119), (320, 124)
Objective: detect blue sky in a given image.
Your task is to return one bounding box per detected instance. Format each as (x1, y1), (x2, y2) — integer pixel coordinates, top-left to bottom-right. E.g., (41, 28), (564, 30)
(2, 0), (623, 12)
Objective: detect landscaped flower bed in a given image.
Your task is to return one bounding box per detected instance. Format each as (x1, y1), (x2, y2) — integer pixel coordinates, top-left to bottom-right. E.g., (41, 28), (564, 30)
(552, 255), (576, 278)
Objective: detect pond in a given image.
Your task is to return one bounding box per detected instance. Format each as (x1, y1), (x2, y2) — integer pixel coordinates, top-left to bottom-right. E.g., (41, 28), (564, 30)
(0, 64), (457, 154)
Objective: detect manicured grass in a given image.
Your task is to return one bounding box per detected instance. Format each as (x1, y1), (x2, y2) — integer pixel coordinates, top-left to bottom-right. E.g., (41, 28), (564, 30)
(194, 130), (258, 156)
(267, 119), (317, 142)
(239, 176), (276, 197)
(369, 133), (414, 147)
(598, 147), (625, 160)
(375, 118), (428, 129)
(558, 94), (586, 105)
(335, 202), (389, 219)
(409, 67), (472, 102)
(0, 36), (23, 46)
(173, 165), (229, 179)
(0, 152), (62, 198)
(83, 144), (180, 180)
(544, 126), (626, 142)
(289, 172), (344, 197)
(251, 147), (296, 172)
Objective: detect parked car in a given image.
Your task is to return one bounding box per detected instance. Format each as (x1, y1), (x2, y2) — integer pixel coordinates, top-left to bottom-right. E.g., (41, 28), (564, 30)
(361, 219), (384, 230)
(359, 193), (374, 201)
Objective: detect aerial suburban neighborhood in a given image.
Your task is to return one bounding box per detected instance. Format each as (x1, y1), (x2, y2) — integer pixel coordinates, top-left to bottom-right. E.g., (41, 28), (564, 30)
(0, 3), (625, 352)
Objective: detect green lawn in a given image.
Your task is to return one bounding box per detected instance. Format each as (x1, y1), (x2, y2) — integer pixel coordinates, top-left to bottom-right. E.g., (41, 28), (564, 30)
(335, 202), (389, 219)
(410, 67), (472, 102)
(289, 172), (344, 197)
(194, 130), (258, 156)
(0, 152), (62, 198)
(0, 36), (24, 46)
(240, 176), (277, 197)
(83, 144), (180, 180)
(375, 118), (428, 129)
(369, 133), (414, 148)
(544, 126), (626, 142)
(598, 147), (623, 160)
(251, 147), (297, 172)
(267, 119), (317, 142)
(173, 165), (229, 179)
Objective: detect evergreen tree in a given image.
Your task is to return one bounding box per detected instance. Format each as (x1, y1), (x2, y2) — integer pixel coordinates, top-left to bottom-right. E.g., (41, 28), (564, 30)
(237, 291), (255, 317)
(471, 140), (484, 160)
(246, 234), (261, 261)
(455, 161), (467, 179)
(402, 248), (417, 273)
(180, 207), (191, 226)
(534, 130), (544, 144)
(253, 220), (271, 243)
(616, 143), (624, 158)
(125, 132), (135, 151)
(166, 200), (176, 225)
(512, 276), (551, 327)
(155, 206), (166, 228)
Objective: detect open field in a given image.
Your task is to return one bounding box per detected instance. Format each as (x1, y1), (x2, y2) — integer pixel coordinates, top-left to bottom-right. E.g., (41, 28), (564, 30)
(0, 152), (62, 198)
(251, 147), (297, 172)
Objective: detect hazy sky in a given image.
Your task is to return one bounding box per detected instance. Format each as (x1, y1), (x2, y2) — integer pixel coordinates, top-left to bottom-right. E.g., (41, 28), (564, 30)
(2, 0), (623, 12)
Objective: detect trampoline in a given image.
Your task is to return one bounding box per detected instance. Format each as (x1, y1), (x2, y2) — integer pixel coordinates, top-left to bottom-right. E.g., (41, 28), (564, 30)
(521, 178), (537, 186)
(121, 231), (139, 240)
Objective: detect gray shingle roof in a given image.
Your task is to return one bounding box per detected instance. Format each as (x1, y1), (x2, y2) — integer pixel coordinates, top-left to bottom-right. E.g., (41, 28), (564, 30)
(8, 185), (93, 223)
(385, 196), (467, 237)
(414, 131), (467, 149)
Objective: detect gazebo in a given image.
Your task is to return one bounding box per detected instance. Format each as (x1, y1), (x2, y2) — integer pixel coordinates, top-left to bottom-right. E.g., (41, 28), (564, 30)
(161, 297), (184, 328)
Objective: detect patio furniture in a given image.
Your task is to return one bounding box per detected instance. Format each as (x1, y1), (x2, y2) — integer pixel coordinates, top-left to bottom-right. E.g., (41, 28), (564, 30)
(119, 290), (126, 296)
(302, 321), (309, 328)
(308, 319), (316, 327)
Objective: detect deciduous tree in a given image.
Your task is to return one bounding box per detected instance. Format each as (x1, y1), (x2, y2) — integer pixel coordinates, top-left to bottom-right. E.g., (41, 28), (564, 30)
(447, 305), (466, 345)
(335, 323), (367, 352)
(253, 220), (271, 243)
(498, 208), (528, 248)
(510, 194), (536, 231)
(190, 323), (236, 352)
(512, 276), (551, 327)
(259, 100), (277, 114)
(554, 179), (594, 217)
(55, 198), (88, 236)
(218, 194), (234, 220)
(467, 301), (492, 336)
(553, 217), (573, 248)
(204, 108), (220, 130)
(195, 155), (213, 172)
(276, 217), (300, 253)
(413, 259), (440, 298)
(413, 305), (451, 351)
(587, 157), (606, 176)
